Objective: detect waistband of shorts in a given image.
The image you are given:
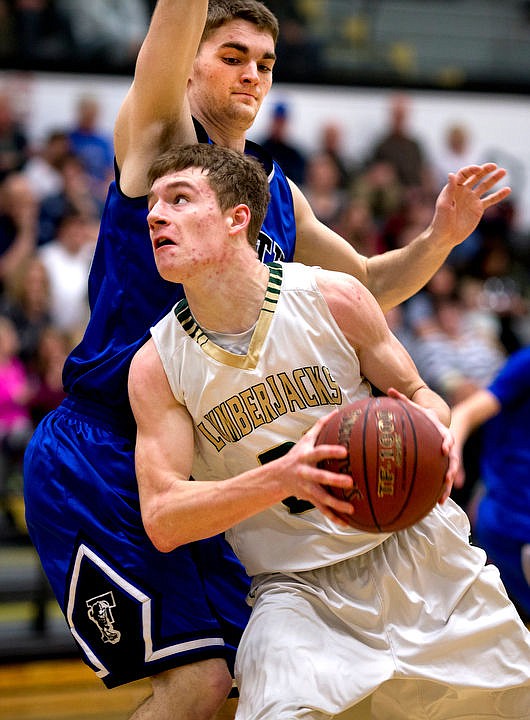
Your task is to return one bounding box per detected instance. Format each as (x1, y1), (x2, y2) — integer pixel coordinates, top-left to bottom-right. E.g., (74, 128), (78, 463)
(58, 395), (137, 439)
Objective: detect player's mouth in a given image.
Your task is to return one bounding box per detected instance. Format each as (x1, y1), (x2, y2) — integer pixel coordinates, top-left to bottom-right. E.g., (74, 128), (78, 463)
(233, 91), (258, 102)
(154, 237), (176, 250)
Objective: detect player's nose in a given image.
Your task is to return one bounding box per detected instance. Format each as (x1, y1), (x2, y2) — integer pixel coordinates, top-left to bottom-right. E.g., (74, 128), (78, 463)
(241, 61), (260, 83)
(147, 201), (170, 228)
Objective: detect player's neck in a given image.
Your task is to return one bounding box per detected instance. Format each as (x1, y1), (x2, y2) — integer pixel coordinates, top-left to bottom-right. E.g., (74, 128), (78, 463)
(193, 111), (249, 153)
(184, 260), (268, 334)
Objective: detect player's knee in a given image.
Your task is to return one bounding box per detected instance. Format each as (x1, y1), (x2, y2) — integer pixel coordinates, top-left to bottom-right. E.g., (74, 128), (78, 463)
(151, 659), (232, 718)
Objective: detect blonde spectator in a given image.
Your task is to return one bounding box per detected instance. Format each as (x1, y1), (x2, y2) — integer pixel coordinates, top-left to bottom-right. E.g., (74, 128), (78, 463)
(0, 254), (52, 365)
(0, 172), (38, 285)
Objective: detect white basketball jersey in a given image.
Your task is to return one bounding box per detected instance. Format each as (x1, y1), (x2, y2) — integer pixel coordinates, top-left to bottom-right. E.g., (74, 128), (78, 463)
(151, 262), (391, 575)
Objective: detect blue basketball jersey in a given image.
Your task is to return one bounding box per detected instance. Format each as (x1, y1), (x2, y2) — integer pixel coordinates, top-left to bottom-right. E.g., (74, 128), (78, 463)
(480, 346), (530, 542)
(62, 134), (296, 431)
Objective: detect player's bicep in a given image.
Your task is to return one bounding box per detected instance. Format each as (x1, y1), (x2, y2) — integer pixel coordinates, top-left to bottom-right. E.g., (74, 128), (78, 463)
(320, 271), (424, 396)
(129, 341), (194, 503)
(360, 332), (423, 398)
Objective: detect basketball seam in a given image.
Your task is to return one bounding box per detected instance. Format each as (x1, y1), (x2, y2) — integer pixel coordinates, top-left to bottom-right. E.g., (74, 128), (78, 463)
(387, 402), (419, 528)
(363, 397), (380, 532)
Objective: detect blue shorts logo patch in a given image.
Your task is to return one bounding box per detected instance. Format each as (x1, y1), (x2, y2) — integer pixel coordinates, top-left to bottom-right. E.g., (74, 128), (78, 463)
(87, 591), (121, 645)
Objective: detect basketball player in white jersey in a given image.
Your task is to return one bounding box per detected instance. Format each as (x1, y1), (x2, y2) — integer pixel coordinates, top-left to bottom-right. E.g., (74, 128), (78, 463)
(128, 143), (530, 720)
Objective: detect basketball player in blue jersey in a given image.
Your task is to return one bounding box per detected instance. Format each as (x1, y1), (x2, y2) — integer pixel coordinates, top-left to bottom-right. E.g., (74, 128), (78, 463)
(451, 346), (530, 622)
(129, 142), (530, 720)
(23, 2), (515, 718)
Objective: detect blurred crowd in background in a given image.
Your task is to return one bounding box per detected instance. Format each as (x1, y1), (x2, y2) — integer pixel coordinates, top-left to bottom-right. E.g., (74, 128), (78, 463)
(2, 0), (530, 91)
(0, 2), (528, 565)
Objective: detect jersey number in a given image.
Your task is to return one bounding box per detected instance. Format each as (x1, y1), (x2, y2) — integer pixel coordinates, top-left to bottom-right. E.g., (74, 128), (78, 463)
(258, 443), (315, 515)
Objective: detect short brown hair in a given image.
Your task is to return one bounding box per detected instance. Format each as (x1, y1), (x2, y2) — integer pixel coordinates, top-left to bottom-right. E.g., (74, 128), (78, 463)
(148, 144), (271, 247)
(202, 0), (279, 46)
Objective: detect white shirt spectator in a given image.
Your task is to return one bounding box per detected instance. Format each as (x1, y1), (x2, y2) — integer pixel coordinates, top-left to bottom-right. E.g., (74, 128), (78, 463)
(38, 211), (95, 339)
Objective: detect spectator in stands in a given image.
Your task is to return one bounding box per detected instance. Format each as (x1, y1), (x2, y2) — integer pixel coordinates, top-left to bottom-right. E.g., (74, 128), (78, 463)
(0, 314), (33, 486)
(411, 289), (506, 406)
(369, 93), (429, 189)
(0, 254), (52, 366)
(38, 151), (103, 246)
(318, 121), (353, 190)
(0, 172), (37, 288)
(379, 185), (438, 252)
(0, 89), (29, 182)
(26, 324), (67, 426)
(302, 150), (347, 229)
(434, 122), (477, 191)
(38, 208), (95, 344)
(22, 128), (70, 202)
(333, 195), (383, 258)
(403, 263), (459, 335)
(259, 101), (307, 185)
(66, 94), (114, 202)
(350, 159), (403, 230)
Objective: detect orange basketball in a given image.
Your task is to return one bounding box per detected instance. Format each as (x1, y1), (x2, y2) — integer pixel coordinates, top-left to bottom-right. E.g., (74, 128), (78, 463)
(317, 396), (448, 532)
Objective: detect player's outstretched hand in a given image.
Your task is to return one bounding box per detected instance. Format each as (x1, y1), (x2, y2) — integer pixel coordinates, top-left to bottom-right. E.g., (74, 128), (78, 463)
(432, 163), (511, 248)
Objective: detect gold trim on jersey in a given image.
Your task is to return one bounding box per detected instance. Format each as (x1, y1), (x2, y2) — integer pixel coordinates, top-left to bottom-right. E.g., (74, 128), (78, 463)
(173, 263), (283, 369)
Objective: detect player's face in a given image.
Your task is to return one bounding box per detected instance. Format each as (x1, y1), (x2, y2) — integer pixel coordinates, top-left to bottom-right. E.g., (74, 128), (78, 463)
(147, 167), (232, 283)
(188, 20), (276, 133)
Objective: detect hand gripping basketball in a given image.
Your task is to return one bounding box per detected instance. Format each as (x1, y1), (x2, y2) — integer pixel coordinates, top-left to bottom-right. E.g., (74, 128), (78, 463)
(317, 396), (448, 532)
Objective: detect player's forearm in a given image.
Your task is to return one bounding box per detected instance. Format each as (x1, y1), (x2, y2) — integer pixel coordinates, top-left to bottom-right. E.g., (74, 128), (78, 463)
(365, 225), (451, 312)
(132, 0), (207, 104)
(140, 465), (287, 553)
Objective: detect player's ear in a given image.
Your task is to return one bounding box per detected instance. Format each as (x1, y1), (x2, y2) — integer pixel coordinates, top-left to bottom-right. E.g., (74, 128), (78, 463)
(228, 204), (251, 235)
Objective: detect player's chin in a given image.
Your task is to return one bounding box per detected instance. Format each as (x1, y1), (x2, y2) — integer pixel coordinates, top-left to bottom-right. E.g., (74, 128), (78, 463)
(232, 99), (260, 125)
(154, 257), (181, 284)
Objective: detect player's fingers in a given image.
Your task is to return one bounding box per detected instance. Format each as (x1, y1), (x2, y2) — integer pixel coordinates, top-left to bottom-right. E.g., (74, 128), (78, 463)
(455, 163), (507, 190)
(438, 475), (453, 504)
(438, 441), (458, 503)
(452, 466), (466, 489)
(311, 442), (348, 465)
(453, 164), (482, 186)
(473, 167), (507, 193)
(387, 386), (407, 402)
(481, 186), (512, 207)
(313, 488), (354, 525)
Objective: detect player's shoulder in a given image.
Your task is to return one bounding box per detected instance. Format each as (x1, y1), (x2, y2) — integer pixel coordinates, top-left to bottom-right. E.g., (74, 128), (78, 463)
(314, 267), (383, 335)
(315, 267), (368, 302)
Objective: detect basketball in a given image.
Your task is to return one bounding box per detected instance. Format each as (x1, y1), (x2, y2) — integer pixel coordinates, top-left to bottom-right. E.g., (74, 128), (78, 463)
(317, 396), (448, 532)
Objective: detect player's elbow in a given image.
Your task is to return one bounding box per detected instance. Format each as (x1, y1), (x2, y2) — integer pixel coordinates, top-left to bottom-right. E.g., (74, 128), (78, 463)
(142, 506), (183, 553)
(145, 525), (182, 553)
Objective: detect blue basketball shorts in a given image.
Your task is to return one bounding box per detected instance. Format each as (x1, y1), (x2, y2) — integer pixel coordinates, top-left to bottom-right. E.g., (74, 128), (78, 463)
(23, 398), (251, 688)
(476, 500), (530, 620)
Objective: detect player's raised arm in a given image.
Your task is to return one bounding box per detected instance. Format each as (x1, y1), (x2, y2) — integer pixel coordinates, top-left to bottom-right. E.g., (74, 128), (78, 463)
(292, 163), (511, 312)
(115, 0), (207, 196)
